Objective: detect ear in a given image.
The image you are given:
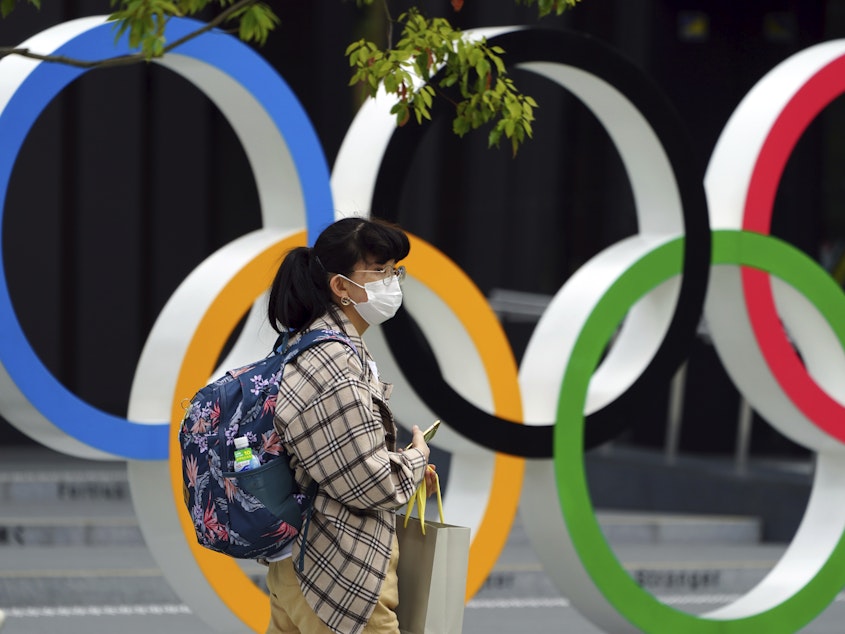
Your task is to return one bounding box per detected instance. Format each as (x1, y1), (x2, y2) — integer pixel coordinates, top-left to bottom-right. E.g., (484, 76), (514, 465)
(328, 274), (349, 302)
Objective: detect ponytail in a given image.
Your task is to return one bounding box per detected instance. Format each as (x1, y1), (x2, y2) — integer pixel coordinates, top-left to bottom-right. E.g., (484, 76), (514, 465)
(267, 247), (333, 335)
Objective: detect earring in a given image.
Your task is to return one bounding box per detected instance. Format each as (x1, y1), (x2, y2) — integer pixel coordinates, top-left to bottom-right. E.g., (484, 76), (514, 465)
(341, 297), (351, 306)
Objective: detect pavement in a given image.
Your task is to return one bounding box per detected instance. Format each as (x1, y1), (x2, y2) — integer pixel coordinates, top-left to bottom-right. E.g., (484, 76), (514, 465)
(1, 445), (844, 633)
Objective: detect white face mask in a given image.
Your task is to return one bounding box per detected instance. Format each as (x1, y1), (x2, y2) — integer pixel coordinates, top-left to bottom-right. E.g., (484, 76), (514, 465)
(341, 274), (403, 326)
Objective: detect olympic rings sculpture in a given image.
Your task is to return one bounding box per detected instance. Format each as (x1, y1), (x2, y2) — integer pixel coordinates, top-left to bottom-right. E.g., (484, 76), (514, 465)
(2, 16), (845, 634)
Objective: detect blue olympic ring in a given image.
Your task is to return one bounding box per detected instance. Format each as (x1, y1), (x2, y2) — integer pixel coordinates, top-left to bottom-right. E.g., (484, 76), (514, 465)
(0, 17), (333, 459)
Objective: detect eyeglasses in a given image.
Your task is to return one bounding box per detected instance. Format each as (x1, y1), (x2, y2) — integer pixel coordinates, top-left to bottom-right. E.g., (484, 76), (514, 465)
(351, 264), (407, 285)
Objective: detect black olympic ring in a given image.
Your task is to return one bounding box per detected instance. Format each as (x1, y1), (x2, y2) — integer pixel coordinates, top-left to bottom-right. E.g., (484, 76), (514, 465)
(376, 28), (711, 457)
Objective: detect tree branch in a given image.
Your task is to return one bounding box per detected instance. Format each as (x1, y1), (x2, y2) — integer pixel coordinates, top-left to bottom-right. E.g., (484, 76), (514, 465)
(162, 0), (257, 54)
(381, 0), (393, 49)
(0, 0), (257, 69)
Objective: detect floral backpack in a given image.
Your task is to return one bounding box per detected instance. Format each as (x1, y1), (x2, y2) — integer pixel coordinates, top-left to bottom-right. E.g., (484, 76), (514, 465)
(179, 328), (355, 563)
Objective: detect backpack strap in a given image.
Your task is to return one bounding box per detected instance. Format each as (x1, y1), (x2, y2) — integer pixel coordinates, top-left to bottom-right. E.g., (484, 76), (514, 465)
(280, 328), (357, 360)
(278, 328), (357, 572)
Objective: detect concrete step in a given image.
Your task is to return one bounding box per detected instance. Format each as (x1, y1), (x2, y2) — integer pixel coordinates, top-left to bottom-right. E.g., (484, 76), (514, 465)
(0, 499), (141, 547)
(0, 448), (128, 505)
(476, 541), (787, 612)
(597, 509), (762, 545)
(0, 545), (179, 607)
(0, 446), (830, 633)
(0, 503), (761, 550)
(0, 470), (129, 504)
(0, 526), (783, 614)
(0, 448), (136, 547)
(0, 451), (762, 548)
(0, 545), (269, 607)
(477, 514), (780, 611)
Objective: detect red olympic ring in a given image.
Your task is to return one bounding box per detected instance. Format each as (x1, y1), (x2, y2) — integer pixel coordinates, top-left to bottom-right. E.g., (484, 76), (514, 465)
(743, 53), (845, 441)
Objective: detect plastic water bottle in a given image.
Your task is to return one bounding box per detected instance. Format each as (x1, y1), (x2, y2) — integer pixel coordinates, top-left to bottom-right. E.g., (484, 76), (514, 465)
(233, 436), (261, 472)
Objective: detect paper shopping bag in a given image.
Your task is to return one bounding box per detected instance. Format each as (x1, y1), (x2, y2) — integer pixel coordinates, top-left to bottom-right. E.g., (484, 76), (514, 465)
(395, 514), (471, 634)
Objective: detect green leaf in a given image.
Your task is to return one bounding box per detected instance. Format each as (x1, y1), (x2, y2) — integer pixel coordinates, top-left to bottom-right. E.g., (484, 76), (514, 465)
(475, 57), (490, 79)
(344, 1), (545, 155)
(440, 73), (458, 88)
(488, 127), (502, 148)
(523, 120), (534, 137)
(453, 117), (471, 137)
(345, 39), (364, 56)
(391, 48), (414, 62)
(383, 73), (398, 93)
(420, 86), (433, 108)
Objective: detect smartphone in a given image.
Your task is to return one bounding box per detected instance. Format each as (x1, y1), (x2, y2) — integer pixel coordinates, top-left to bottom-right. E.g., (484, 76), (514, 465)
(405, 420), (441, 450)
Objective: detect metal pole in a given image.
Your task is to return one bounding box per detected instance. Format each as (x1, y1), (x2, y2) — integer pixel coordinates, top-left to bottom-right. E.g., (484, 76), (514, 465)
(664, 362), (688, 465)
(735, 397), (753, 475)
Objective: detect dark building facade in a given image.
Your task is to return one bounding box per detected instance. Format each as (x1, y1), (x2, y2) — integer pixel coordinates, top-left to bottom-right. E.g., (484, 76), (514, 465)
(0, 1), (841, 462)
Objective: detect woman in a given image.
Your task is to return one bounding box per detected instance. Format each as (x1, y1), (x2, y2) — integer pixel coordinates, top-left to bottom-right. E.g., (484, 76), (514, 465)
(265, 217), (436, 634)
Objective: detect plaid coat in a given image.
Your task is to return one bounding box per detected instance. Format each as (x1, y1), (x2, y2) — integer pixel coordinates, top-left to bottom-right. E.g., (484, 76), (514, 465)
(274, 308), (428, 634)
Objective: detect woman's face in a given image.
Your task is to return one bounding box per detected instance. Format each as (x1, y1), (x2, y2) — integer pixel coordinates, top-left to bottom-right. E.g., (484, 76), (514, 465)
(330, 256), (403, 334)
(344, 257), (398, 304)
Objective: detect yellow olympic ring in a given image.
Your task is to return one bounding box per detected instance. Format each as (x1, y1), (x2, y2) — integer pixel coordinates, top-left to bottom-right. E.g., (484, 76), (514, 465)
(167, 232), (523, 628)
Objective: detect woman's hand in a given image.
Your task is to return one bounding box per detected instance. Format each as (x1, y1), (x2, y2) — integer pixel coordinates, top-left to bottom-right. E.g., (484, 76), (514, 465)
(409, 424), (431, 461)
(409, 426), (437, 495)
(424, 464), (438, 496)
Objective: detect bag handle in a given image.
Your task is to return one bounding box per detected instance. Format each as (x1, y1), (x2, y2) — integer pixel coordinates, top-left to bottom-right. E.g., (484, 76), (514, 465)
(403, 466), (443, 534)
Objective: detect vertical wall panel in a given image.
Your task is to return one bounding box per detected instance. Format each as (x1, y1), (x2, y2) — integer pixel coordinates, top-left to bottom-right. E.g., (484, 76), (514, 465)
(70, 67), (145, 414)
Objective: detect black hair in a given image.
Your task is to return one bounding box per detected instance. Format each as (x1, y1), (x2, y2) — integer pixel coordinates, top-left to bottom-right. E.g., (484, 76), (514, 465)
(267, 216), (410, 335)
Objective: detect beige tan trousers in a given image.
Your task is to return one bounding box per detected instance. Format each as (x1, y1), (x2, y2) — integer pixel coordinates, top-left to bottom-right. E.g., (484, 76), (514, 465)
(266, 536), (400, 634)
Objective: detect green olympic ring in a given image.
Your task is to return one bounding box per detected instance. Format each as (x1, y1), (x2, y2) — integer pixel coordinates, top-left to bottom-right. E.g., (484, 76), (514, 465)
(555, 229), (845, 632)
